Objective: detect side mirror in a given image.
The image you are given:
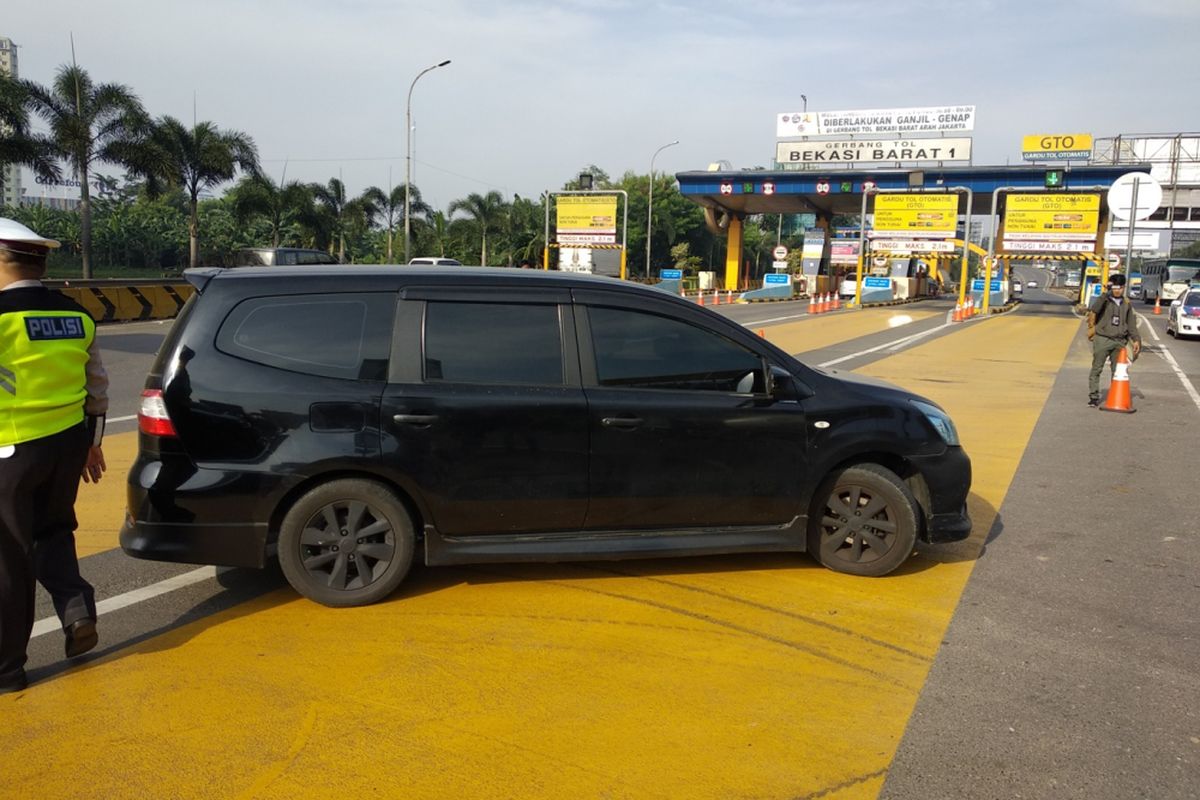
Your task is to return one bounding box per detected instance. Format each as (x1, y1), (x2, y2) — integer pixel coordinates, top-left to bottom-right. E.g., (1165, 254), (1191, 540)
(768, 366), (813, 400)
(1171, 300), (1183, 307)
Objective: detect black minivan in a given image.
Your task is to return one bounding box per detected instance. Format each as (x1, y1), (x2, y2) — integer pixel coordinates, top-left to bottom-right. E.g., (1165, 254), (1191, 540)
(122, 267), (971, 606)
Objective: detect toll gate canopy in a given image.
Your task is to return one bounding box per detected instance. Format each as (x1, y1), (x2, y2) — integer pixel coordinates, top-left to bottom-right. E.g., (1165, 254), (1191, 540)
(674, 164), (1142, 218)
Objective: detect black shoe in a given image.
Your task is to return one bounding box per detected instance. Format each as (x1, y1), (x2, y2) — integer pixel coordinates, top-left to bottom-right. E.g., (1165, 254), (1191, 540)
(0, 669), (28, 694)
(64, 618), (98, 658)
(1087, 397), (1100, 407)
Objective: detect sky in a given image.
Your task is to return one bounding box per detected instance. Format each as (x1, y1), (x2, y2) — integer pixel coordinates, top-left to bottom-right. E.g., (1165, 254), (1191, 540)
(6, 0), (1199, 211)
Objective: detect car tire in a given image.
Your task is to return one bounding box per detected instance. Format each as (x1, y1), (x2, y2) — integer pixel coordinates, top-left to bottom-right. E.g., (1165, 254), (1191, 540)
(278, 479), (415, 607)
(807, 464), (919, 577)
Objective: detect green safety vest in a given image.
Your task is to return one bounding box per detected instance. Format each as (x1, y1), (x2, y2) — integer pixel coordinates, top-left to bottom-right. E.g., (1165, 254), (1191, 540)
(0, 308), (95, 446)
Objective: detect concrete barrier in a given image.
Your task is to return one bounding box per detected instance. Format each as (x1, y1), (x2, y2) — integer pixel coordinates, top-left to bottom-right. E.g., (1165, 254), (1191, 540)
(46, 280), (194, 323)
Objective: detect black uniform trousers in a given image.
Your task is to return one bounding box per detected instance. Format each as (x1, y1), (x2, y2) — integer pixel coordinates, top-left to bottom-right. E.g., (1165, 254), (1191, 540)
(0, 422), (95, 681)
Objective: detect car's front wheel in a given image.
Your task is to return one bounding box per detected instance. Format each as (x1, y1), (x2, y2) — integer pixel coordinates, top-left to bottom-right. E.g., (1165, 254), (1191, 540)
(278, 479), (415, 607)
(807, 464), (919, 577)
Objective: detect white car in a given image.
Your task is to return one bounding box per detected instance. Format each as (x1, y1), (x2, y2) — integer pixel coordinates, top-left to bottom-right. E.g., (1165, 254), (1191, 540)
(408, 257), (463, 267)
(1012, 280), (1023, 294)
(1166, 288), (1200, 339)
(1027, 281), (1038, 289)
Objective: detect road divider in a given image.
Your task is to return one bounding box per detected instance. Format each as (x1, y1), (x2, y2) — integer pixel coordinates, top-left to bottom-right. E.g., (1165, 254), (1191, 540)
(46, 280), (194, 322)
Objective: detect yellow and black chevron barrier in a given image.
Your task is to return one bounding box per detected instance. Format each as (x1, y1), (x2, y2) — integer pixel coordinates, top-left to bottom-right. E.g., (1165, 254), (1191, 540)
(45, 280), (194, 323)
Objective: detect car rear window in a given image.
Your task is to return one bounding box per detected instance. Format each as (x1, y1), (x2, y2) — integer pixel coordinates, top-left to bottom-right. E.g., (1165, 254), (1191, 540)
(216, 293), (395, 380)
(423, 301), (563, 385)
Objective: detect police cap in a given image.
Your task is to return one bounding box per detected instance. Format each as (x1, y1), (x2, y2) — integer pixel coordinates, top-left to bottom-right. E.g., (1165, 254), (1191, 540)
(0, 217), (61, 256)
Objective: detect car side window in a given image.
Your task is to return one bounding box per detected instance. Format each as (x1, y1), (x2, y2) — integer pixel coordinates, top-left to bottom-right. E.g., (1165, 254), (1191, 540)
(588, 306), (763, 392)
(216, 293), (394, 380)
(423, 301), (563, 385)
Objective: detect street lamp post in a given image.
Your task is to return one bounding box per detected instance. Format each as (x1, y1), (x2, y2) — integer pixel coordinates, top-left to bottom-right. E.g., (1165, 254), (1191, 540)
(405, 59), (451, 264)
(645, 139), (679, 278)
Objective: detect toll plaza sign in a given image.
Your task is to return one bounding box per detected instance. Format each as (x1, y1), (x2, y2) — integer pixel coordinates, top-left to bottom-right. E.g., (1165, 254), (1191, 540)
(777, 105), (976, 137)
(555, 195), (618, 244)
(1003, 194), (1100, 242)
(776, 138), (972, 165)
(1022, 133), (1093, 161)
(870, 194), (959, 238)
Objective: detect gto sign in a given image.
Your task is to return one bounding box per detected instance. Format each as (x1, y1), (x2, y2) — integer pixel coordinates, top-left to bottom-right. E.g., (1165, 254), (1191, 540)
(1021, 133), (1093, 161)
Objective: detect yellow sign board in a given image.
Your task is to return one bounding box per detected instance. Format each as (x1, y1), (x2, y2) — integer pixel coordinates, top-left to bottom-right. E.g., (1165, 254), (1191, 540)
(1005, 194), (1099, 240)
(872, 194), (959, 237)
(1021, 133), (1093, 160)
(556, 195), (618, 244)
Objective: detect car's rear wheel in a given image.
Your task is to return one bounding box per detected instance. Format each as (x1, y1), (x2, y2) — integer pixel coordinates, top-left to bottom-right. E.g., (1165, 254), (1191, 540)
(278, 479), (415, 607)
(807, 464), (919, 577)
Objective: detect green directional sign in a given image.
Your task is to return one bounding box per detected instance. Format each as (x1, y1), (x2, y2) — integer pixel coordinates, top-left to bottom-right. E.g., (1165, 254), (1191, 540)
(1044, 169), (1065, 189)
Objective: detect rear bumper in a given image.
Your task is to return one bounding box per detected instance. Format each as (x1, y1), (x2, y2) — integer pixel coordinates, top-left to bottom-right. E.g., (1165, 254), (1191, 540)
(120, 517), (268, 568)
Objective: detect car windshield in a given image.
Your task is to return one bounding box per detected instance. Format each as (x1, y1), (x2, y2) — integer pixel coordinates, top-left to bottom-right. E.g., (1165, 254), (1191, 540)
(1166, 265), (1200, 283)
(1185, 292), (1200, 307)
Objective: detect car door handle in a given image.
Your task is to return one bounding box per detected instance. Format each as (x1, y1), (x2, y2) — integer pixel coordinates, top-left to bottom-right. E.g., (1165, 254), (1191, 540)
(601, 416), (644, 429)
(393, 413), (439, 426)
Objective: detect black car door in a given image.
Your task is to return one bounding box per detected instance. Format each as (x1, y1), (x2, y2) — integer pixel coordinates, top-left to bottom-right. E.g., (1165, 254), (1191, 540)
(574, 290), (808, 531)
(379, 288), (590, 536)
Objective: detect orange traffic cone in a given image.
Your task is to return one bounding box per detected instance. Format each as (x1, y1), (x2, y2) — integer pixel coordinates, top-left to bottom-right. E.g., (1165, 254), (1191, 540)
(1099, 347), (1136, 414)
(821, 293), (831, 313)
(697, 292), (705, 306)
(952, 302), (962, 323)
(757, 328), (765, 337)
(832, 293), (841, 310)
(1154, 296), (1162, 315)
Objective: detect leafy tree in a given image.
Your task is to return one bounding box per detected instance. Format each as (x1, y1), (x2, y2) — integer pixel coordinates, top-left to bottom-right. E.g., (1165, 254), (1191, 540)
(139, 116), (259, 268)
(448, 190), (509, 265)
(19, 65), (149, 277)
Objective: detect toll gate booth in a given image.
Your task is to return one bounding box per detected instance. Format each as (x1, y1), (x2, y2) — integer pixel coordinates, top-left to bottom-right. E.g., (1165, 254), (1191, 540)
(674, 164), (1144, 300)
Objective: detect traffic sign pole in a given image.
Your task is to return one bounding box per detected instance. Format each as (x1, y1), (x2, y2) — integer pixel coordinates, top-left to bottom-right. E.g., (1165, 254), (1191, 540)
(1123, 177), (1140, 287)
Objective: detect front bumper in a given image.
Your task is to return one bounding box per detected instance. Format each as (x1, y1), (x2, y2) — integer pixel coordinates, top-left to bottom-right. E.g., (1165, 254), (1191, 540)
(911, 446), (972, 544)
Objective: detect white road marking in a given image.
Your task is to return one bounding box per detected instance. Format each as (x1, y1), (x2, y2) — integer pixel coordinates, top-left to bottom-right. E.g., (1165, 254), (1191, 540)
(31, 566), (229, 639)
(109, 414), (137, 424)
(745, 311), (814, 325)
(819, 320), (957, 368)
(1137, 313), (1200, 413)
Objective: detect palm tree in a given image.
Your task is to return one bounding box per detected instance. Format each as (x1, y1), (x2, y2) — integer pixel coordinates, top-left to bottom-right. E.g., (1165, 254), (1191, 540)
(140, 116), (259, 268)
(361, 183), (430, 263)
(0, 76), (62, 194)
(19, 65), (148, 277)
(312, 178), (353, 263)
(448, 190), (508, 266)
(230, 174), (312, 248)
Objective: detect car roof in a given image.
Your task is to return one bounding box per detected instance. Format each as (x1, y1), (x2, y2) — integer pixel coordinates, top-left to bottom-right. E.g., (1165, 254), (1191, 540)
(187, 265), (681, 300)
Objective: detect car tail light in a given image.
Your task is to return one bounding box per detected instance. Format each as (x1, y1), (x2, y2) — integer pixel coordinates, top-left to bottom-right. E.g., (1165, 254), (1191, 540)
(138, 389), (178, 437)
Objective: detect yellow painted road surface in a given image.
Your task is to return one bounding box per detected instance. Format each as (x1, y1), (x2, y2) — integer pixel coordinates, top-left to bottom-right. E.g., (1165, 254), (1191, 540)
(2, 314), (1079, 799)
(760, 308), (942, 357)
(73, 430), (138, 557)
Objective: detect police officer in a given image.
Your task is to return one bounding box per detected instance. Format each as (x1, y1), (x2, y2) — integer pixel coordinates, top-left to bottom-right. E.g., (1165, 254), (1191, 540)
(0, 218), (107, 694)
(1087, 272), (1142, 407)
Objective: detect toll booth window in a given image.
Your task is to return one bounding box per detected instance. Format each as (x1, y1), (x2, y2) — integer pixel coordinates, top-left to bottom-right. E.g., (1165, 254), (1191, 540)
(588, 306), (761, 392)
(216, 293), (395, 380)
(423, 301), (564, 385)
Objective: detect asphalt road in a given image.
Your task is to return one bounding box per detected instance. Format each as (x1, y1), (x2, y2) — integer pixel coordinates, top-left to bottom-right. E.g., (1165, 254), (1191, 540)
(11, 286), (1200, 798)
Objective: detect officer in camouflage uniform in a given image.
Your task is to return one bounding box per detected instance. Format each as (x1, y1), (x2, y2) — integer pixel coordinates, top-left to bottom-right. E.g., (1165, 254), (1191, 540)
(1087, 273), (1142, 407)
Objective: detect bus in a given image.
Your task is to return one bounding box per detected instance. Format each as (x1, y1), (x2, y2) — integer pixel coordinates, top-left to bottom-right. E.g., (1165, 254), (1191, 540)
(1140, 257), (1200, 304)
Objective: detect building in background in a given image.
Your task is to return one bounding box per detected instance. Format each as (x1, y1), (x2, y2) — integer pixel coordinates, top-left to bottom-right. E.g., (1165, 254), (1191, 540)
(1092, 134), (1200, 254)
(0, 36), (23, 207)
